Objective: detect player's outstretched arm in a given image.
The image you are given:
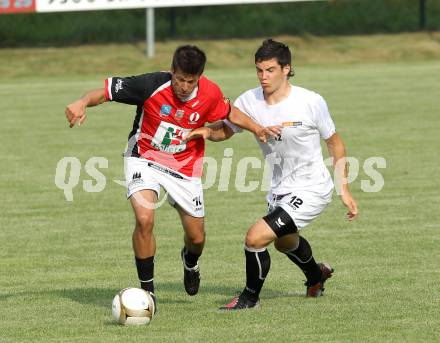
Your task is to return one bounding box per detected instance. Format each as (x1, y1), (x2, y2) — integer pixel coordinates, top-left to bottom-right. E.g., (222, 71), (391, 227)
(228, 106), (281, 143)
(65, 88), (107, 128)
(325, 133), (358, 221)
(184, 120), (235, 142)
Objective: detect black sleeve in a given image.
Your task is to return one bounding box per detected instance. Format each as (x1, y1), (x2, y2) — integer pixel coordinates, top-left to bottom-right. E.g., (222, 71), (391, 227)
(106, 72), (171, 106)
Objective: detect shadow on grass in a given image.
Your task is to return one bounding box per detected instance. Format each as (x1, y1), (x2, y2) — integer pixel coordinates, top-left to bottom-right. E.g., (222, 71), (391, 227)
(0, 293), (14, 301)
(55, 287), (119, 308)
(49, 282), (301, 308)
(155, 281), (298, 300)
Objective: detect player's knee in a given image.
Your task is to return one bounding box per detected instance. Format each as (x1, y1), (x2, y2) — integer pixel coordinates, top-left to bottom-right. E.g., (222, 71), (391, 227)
(189, 235), (205, 247)
(135, 214), (154, 235)
(245, 231), (266, 249)
(188, 230), (205, 246)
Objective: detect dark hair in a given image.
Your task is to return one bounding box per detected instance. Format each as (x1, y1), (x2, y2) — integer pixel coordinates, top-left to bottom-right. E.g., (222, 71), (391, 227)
(171, 45), (206, 76)
(255, 39), (294, 78)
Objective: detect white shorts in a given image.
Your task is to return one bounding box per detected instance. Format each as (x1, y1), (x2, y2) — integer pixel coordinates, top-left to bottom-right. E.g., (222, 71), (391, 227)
(267, 187), (333, 230)
(124, 157), (204, 217)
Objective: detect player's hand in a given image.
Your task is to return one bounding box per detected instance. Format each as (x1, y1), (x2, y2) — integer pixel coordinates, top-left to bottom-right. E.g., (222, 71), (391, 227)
(340, 191), (358, 221)
(65, 100), (87, 128)
(183, 127), (212, 141)
(256, 125), (283, 143)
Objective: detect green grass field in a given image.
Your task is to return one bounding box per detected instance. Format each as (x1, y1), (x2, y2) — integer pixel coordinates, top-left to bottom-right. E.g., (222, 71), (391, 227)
(1, 35), (440, 342)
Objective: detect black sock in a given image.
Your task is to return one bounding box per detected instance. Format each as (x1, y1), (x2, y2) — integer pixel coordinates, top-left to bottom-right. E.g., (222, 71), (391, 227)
(241, 246), (271, 302)
(135, 256), (155, 293)
(285, 236), (321, 285)
(182, 247), (201, 269)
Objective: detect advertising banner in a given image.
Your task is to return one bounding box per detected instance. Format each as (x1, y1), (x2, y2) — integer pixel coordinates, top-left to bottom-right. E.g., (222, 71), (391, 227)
(36, 0), (314, 13)
(0, 0), (36, 13)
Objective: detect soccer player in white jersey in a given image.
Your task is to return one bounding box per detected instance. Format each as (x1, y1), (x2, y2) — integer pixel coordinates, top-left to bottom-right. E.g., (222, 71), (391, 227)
(186, 39), (358, 310)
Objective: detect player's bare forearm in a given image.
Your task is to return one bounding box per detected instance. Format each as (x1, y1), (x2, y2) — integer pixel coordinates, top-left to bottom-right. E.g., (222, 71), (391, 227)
(185, 121), (234, 142)
(326, 133), (348, 192)
(227, 107), (262, 135)
(206, 121), (234, 141)
(228, 107), (280, 142)
(80, 88), (107, 107)
(325, 133), (358, 220)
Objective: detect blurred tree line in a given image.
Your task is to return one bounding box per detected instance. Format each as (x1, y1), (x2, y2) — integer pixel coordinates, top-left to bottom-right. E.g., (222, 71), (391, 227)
(1, 0), (439, 47)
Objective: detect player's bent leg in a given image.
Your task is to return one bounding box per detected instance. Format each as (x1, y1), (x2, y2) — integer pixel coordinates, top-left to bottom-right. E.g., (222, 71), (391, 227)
(241, 218), (289, 301)
(245, 218), (278, 249)
(272, 191), (334, 296)
(130, 190), (158, 294)
(176, 205), (204, 296)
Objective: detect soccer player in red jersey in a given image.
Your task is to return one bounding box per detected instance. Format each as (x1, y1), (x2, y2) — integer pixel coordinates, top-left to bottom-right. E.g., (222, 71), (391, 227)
(65, 45), (273, 307)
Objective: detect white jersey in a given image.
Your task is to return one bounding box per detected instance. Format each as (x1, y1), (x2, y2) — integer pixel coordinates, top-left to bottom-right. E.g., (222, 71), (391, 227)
(229, 84), (335, 196)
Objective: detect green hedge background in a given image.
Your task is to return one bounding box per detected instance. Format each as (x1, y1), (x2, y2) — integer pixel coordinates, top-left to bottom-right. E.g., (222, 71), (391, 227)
(1, 0), (439, 47)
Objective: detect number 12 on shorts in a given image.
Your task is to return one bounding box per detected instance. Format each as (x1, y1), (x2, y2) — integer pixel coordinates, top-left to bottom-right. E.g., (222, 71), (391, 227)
(288, 196), (303, 209)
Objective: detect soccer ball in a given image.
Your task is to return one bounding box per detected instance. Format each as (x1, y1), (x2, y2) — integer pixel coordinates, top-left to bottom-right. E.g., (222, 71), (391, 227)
(112, 288), (156, 325)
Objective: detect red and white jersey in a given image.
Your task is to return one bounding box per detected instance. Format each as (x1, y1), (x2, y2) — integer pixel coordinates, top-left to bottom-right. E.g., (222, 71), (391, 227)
(105, 72), (230, 177)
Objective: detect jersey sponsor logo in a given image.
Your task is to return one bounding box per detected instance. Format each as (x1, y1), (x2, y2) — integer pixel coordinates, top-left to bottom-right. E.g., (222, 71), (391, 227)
(191, 100), (200, 108)
(189, 112), (200, 124)
(159, 104), (172, 116)
(151, 121), (191, 153)
(175, 109), (185, 120)
(115, 79), (123, 93)
(282, 121), (302, 127)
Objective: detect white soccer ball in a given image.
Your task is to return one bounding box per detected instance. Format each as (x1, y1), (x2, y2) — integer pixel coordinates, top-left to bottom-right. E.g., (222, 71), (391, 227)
(112, 288), (156, 325)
